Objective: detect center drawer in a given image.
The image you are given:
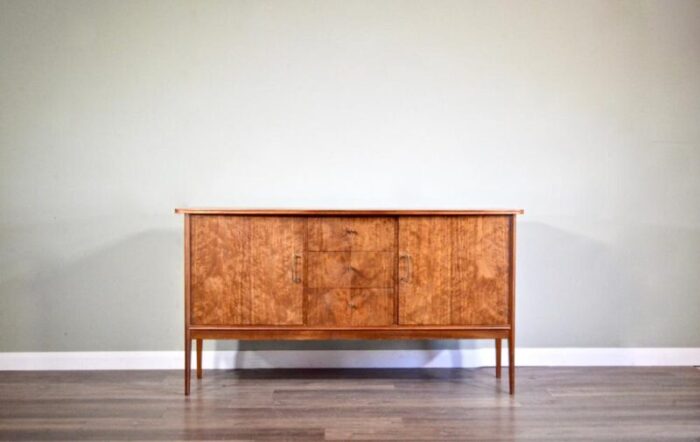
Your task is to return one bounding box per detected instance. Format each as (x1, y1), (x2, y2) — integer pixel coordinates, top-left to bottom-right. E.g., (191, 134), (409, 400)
(306, 288), (395, 326)
(307, 251), (395, 288)
(308, 217), (396, 251)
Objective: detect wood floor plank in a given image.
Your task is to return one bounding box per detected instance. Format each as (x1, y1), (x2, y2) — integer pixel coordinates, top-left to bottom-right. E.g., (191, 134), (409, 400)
(0, 368), (698, 441)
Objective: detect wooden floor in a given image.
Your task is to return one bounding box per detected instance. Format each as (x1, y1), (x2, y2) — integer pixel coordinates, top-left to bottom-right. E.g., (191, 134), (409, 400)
(1, 368), (699, 441)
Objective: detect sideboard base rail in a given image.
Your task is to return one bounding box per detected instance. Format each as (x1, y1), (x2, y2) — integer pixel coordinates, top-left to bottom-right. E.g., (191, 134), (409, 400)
(189, 328), (509, 340)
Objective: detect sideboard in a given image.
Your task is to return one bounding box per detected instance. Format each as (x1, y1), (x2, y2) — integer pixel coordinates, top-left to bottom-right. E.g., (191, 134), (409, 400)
(175, 209), (523, 395)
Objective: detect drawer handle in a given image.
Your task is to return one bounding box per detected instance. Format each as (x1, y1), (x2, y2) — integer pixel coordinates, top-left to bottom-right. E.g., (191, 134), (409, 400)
(291, 253), (302, 283)
(399, 254), (412, 283)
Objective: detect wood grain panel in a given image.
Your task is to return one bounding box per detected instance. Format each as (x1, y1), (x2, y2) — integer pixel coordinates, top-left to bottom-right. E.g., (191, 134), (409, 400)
(190, 215), (251, 325)
(250, 217), (305, 325)
(308, 217), (396, 251)
(398, 216), (511, 326)
(307, 252), (394, 288)
(306, 289), (394, 326)
(398, 217), (452, 325)
(190, 216), (305, 326)
(451, 216), (510, 325)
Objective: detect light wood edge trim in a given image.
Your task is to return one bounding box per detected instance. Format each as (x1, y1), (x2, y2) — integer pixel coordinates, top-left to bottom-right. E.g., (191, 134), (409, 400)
(189, 325), (511, 331)
(191, 329), (510, 340)
(510, 214), (517, 339)
(175, 209), (525, 216)
(184, 214), (191, 329)
(302, 218), (309, 325)
(393, 217), (399, 325)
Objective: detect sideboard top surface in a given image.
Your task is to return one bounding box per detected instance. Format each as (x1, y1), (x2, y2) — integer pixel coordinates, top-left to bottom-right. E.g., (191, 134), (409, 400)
(175, 208), (524, 216)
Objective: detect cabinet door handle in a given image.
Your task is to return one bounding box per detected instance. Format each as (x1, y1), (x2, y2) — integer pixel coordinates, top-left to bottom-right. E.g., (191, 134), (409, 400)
(399, 254), (412, 283)
(291, 253), (302, 283)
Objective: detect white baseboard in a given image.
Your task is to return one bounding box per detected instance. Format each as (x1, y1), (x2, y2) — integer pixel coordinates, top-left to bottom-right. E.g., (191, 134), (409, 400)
(0, 348), (698, 370)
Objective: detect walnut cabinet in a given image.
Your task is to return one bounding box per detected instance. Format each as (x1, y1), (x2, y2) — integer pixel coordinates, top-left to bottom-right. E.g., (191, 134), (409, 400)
(176, 209), (523, 395)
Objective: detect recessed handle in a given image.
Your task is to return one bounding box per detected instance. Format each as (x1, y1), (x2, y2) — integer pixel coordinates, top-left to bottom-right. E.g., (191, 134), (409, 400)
(399, 254), (412, 283)
(291, 253), (302, 283)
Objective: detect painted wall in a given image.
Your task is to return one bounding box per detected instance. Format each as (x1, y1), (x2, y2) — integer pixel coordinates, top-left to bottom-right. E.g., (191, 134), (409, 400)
(1, 0), (699, 352)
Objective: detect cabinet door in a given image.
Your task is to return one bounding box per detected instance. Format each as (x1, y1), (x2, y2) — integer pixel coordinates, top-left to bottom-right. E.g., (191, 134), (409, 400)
(398, 216), (510, 326)
(190, 216), (305, 325)
(397, 217), (451, 325)
(249, 217), (306, 325)
(191, 215), (250, 325)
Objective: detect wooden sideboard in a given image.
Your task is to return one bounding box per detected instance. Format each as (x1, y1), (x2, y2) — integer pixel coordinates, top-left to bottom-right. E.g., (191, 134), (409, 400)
(175, 209), (523, 395)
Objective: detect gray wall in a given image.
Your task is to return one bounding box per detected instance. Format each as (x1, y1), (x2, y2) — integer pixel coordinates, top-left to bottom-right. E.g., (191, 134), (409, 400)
(1, 0), (699, 352)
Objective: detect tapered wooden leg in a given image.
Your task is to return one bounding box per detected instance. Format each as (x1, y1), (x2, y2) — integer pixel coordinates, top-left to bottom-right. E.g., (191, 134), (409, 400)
(495, 339), (502, 379)
(184, 331), (191, 396)
(508, 335), (515, 395)
(196, 339), (203, 379)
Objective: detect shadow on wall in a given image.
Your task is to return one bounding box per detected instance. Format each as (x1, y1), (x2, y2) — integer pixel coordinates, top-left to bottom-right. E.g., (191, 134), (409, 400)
(0, 228), (182, 351)
(517, 220), (634, 347)
(518, 219), (700, 347)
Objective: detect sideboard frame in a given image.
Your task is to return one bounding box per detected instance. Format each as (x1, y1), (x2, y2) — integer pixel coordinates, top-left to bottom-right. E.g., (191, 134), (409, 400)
(176, 209), (523, 395)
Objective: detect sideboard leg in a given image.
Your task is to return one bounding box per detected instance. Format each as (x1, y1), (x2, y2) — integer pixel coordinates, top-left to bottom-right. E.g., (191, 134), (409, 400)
(184, 331), (191, 396)
(495, 339), (502, 378)
(508, 336), (515, 395)
(196, 339), (203, 379)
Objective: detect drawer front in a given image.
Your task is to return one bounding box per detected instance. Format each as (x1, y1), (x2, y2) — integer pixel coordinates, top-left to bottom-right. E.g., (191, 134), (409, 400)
(308, 217), (396, 251)
(306, 288), (394, 326)
(307, 251), (395, 288)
